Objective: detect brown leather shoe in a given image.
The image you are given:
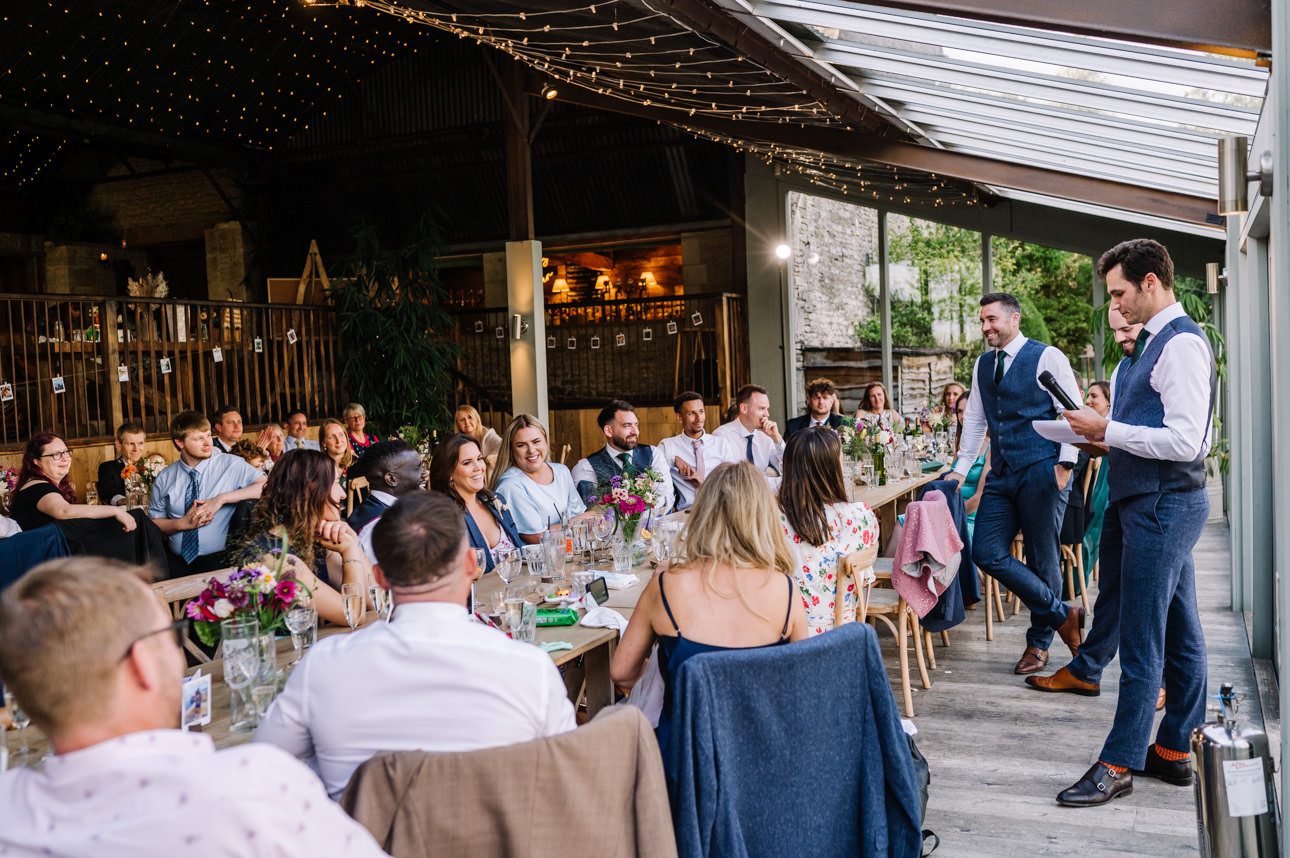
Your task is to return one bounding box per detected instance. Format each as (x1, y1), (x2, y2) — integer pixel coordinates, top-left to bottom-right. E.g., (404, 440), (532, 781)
(1025, 666), (1101, 696)
(1014, 646), (1049, 675)
(1055, 606), (1086, 658)
(1156, 687), (1166, 711)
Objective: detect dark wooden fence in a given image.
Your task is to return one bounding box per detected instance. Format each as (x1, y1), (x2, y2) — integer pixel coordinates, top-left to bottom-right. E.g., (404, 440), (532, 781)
(0, 294), (344, 449)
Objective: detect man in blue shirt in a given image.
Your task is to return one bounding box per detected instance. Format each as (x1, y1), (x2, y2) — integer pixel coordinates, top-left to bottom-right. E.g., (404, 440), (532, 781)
(148, 410), (266, 576)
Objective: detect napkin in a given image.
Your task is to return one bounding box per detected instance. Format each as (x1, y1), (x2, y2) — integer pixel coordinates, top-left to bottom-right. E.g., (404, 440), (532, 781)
(538, 641), (573, 654)
(580, 602), (628, 634)
(600, 572), (639, 590)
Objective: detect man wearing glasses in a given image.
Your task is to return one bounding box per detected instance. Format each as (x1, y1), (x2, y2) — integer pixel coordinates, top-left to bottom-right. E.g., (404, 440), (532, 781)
(0, 557), (385, 856)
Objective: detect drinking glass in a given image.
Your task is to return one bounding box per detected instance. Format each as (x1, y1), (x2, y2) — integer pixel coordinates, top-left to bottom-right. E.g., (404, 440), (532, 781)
(367, 583), (392, 621)
(504, 597), (537, 643)
(0, 724), (8, 773)
(341, 582), (364, 631)
(540, 531), (567, 583)
(85, 481), (98, 505)
(569, 522), (591, 562)
(3, 690), (33, 768)
(473, 548), (488, 575)
(611, 540), (633, 575)
(285, 597), (318, 664)
(221, 616), (263, 733)
(523, 544), (547, 580)
(590, 514), (614, 560)
(494, 548), (522, 586)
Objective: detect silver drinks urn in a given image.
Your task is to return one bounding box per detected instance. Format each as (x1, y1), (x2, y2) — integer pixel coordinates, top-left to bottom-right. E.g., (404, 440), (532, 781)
(1191, 683), (1278, 856)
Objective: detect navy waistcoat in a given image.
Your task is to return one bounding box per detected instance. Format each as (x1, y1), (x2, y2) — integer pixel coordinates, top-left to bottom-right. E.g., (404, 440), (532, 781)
(576, 445), (654, 502)
(1107, 315), (1212, 503)
(973, 338), (1059, 472)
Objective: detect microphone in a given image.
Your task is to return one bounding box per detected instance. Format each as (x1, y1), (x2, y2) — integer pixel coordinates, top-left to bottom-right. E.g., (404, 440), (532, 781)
(1038, 370), (1080, 412)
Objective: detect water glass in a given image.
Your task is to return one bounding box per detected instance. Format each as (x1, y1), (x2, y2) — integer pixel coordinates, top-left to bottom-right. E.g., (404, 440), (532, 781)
(341, 582), (364, 631)
(523, 544), (547, 579)
(220, 616), (263, 733)
(85, 481), (98, 505)
(611, 540), (633, 575)
(284, 604), (318, 663)
(569, 522), (591, 561)
(540, 531), (567, 582)
(571, 569), (594, 599)
(494, 548), (522, 585)
(504, 597), (536, 643)
(0, 724), (8, 773)
(367, 583), (392, 621)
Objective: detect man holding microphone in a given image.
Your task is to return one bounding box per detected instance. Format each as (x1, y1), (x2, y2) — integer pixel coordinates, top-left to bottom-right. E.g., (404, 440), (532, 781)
(1058, 239), (1213, 806)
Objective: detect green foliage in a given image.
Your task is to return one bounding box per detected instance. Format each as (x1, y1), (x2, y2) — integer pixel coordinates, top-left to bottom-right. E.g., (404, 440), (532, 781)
(1015, 293), (1053, 343)
(855, 298), (936, 348)
(333, 215), (459, 436)
(992, 238), (1092, 355)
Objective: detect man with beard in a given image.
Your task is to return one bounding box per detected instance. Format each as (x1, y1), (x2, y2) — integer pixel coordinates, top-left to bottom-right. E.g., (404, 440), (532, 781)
(571, 399), (674, 513)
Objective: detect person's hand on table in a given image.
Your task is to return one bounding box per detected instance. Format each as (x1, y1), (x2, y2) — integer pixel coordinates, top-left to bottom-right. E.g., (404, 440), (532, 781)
(1064, 407), (1109, 442)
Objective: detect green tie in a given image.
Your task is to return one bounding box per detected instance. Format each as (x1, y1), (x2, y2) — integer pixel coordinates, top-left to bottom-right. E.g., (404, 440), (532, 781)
(1131, 328), (1151, 364)
(993, 349), (1006, 385)
(618, 452), (632, 474)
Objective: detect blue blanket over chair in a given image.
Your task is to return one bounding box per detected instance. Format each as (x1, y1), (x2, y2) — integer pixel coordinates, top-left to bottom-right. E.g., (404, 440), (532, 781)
(0, 524), (71, 593)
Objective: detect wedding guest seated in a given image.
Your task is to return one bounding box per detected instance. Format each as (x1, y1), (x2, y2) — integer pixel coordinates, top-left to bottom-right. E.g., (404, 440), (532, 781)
(785, 377), (845, 439)
(855, 381), (901, 429)
(228, 440), (269, 472)
(712, 384), (785, 476)
(346, 440), (421, 534)
(778, 428), (879, 636)
(12, 433), (167, 566)
(491, 414), (586, 543)
(148, 411), (266, 576)
(455, 404), (502, 473)
(97, 421), (147, 506)
(321, 417), (358, 484)
(610, 461), (807, 761)
(238, 449), (373, 627)
(0, 557), (385, 857)
(284, 410), (320, 452)
(255, 492), (576, 799)
(571, 400), (673, 513)
(941, 381), (966, 413)
(343, 402), (379, 457)
(657, 391), (739, 512)
(953, 392), (990, 540)
(430, 434), (521, 572)
(255, 423), (286, 467)
(210, 404), (243, 454)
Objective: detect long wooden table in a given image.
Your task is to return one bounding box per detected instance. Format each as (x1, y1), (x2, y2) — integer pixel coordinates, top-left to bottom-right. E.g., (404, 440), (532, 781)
(848, 471), (942, 553)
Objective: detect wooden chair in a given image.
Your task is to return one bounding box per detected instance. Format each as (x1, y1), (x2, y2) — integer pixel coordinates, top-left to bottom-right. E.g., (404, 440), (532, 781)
(1060, 457), (1098, 614)
(346, 475), (370, 518)
(152, 567), (236, 663)
(845, 554), (931, 718)
(558, 444), (571, 466)
(835, 543), (880, 626)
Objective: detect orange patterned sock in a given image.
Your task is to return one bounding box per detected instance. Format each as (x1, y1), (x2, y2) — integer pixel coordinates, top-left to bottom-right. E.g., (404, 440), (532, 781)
(1154, 745), (1189, 762)
(1098, 760), (1128, 774)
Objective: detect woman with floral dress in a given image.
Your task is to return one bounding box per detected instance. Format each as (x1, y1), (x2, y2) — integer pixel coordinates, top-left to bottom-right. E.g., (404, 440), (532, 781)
(778, 427), (880, 636)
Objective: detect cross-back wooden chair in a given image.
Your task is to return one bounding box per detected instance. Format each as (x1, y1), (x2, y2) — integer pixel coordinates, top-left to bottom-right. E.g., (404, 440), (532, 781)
(152, 567), (236, 663)
(346, 475), (370, 518)
(558, 444), (571, 466)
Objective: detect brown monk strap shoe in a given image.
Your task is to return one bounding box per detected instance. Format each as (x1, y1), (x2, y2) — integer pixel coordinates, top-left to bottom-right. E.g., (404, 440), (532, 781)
(1156, 687), (1166, 711)
(1056, 606), (1086, 658)
(1025, 666), (1101, 696)
(1014, 645), (1049, 675)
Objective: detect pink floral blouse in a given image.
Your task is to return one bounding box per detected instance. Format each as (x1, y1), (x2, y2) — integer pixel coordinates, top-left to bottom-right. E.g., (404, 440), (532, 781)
(781, 501), (880, 636)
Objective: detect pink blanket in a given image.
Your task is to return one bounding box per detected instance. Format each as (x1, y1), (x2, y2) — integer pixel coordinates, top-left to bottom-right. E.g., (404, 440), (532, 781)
(891, 491), (964, 618)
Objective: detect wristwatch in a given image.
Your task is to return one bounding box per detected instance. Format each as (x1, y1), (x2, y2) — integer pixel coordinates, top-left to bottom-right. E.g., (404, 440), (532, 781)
(1058, 460), (1076, 471)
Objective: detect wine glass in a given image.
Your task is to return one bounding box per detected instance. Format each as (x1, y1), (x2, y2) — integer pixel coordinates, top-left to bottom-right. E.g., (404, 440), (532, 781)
(495, 549), (521, 586)
(366, 583), (391, 622)
(591, 514), (614, 561)
(569, 522), (591, 562)
(3, 690), (33, 768)
(285, 594), (318, 663)
(341, 582), (364, 631)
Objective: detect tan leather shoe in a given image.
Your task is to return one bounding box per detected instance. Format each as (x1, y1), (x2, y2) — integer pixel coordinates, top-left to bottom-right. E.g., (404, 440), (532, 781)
(1025, 666), (1101, 696)
(1156, 687), (1166, 711)
(1014, 645), (1049, 675)
(1055, 606), (1086, 658)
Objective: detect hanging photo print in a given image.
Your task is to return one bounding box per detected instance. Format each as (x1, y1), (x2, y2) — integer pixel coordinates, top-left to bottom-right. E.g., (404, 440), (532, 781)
(667, 321), (679, 335)
(211, 347), (223, 363)
(547, 335), (557, 349)
(254, 337), (264, 353)
(690, 312), (703, 327)
(0, 383), (12, 403)
(474, 320), (485, 334)
(642, 328), (653, 341)
(590, 336), (601, 350)
(159, 357), (172, 375)
(52, 376), (66, 395)
(615, 333), (626, 347)
(566, 337), (577, 350)
(286, 328), (298, 345)
(118, 365), (130, 383)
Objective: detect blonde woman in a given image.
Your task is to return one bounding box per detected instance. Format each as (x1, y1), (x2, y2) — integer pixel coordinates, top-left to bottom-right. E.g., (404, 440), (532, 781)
(255, 423), (286, 465)
(855, 381), (901, 430)
(455, 404), (502, 473)
(320, 418), (358, 483)
(490, 414), (586, 543)
(611, 461), (808, 760)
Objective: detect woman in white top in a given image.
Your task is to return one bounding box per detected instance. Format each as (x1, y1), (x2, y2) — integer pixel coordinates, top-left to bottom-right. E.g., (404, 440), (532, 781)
(490, 414), (587, 543)
(778, 427), (880, 636)
(855, 381), (902, 431)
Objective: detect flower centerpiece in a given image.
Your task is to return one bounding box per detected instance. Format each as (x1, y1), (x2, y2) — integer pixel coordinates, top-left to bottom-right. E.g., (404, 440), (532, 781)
(0, 467), (18, 516)
(121, 456), (164, 493)
(185, 545), (311, 647)
(587, 468), (662, 545)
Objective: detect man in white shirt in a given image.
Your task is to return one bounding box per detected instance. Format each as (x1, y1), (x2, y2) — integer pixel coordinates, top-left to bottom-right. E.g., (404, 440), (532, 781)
(712, 383), (786, 476)
(211, 404), (242, 454)
(256, 492), (577, 799)
(657, 391), (740, 511)
(283, 410), (320, 452)
(570, 400), (674, 513)
(0, 557), (383, 857)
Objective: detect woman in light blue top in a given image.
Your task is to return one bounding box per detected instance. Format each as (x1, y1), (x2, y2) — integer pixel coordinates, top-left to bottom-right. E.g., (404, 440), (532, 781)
(490, 414), (587, 543)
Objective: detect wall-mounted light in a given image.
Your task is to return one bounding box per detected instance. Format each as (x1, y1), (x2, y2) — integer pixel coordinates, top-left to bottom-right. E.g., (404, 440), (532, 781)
(98, 251), (110, 267)
(1218, 134), (1275, 216)
(541, 83), (559, 100)
(510, 313), (530, 340)
(1205, 262), (1228, 294)
(775, 244), (791, 260)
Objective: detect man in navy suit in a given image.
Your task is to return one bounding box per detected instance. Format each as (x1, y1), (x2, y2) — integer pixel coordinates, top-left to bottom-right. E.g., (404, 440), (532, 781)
(785, 378), (845, 439)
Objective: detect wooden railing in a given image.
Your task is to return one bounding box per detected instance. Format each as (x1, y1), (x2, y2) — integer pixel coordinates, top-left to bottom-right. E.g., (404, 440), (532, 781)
(0, 294), (344, 449)
(451, 292), (749, 411)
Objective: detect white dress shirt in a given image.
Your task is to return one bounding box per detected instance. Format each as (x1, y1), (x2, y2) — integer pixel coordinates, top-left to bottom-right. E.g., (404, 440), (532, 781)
(284, 436), (320, 452)
(657, 431), (741, 510)
(569, 443), (675, 513)
(357, 490), (398, 564)
(255, 601), (577, 799)
(0, 730), (383, 857)
(712, 419), (786, 475)
(953, 334), (1082, 475)
(1106, 302), (1213, 461)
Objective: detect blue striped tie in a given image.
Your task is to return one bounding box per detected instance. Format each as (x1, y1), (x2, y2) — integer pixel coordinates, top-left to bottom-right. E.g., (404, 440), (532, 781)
(181, 469), (200, 564)
(745, 434), (755, 464)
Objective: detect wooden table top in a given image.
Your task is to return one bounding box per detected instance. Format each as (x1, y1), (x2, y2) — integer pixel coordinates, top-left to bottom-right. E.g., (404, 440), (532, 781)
(848, 470), (942, 507)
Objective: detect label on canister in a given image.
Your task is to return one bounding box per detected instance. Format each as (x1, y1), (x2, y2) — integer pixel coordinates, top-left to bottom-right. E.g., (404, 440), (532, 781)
(1221, 758), (1269, 817)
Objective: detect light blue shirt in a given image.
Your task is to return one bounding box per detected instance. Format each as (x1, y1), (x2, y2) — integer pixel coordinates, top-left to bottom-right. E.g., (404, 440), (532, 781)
(148, 454), (264, 557)
(493, 463), (586, 536)
(283, 436), (320, 452)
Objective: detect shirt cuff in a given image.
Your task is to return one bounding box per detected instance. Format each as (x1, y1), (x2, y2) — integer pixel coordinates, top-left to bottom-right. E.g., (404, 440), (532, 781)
(1102, 421), (1127, 449)
(952, 455), (973, 476)
(1058, 443), (1078, 465)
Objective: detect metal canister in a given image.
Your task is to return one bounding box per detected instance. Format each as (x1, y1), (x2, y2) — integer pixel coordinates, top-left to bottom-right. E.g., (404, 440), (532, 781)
(1191, 683), (1278, 857)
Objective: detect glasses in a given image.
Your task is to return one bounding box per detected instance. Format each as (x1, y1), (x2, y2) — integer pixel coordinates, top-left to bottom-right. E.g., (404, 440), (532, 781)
(120, 619), (187, 661)
(39, 449), (71, 461)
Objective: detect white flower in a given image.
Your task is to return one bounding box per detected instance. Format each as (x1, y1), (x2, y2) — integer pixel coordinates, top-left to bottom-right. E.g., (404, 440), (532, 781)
(213, 598), (234, 619)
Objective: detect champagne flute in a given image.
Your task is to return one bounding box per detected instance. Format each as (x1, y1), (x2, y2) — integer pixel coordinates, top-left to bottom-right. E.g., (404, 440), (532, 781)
(341, 582), (364, 631)
(3, 690), (33, 768)
(284, 593), (317, 663)
(366, 583), (388, 622)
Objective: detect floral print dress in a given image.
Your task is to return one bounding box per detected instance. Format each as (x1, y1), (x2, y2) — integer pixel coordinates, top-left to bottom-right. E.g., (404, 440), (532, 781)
(781, 501), (880, 636)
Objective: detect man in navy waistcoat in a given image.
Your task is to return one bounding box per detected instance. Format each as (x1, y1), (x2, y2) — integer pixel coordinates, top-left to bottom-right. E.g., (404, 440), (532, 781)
(571, 399), (674, 514)
(948, 292), (1086, 676)
(1057, 239), (1213, 806)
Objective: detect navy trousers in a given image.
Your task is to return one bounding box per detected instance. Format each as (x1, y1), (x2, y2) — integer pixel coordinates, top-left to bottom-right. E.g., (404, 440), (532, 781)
(971, 457), (1072, 650)
(1098, 487), (1209, 768)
